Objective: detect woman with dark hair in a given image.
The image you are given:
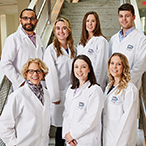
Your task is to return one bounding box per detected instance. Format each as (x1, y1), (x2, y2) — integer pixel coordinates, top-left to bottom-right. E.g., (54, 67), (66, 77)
(62, 55), (103, 146)
(77, 11), (109, 91)
(44, 17), (76, 146)
(103, 53), (138, 146)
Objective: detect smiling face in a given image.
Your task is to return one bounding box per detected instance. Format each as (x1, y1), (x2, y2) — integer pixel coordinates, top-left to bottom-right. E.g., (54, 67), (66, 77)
(74, 59), (90, 86)
(55, 21), (69, 42)
(19, 10), (38, 33)
(86, 14), (96, 35)
(26, 62), (43, 86)
(109, 56), (123, 80)
(118, 10), (135, 33)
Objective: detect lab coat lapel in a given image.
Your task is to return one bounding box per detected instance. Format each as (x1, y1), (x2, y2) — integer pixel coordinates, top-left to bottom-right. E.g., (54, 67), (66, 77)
(73, 81), (91, 99)
(79, 37), (94, 54)
(25, 84), (44, 109)
(20, 28), (36, 49)
(118, 29), (137, 44)
(61, 45), (71, 58)
(104, 84), (119, 101)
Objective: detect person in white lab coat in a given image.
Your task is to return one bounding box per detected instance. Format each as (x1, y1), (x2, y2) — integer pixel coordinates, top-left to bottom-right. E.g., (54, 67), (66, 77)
(43, 17), (76, 146)
(77, 11), (109, 91)
(103, 53), (138, 146)
(63, 55), (104, 146)
(0, 8), (43, 91)
(109, 3), (146, 90)
(0, 58), (50, 146)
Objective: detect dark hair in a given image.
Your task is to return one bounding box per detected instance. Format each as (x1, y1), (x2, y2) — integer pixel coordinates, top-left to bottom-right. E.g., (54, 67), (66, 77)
(20, 8), (37, 18)
(80, 11), (106, 47)
(118, 3), (135, 16)
(71, 55), (98, 89)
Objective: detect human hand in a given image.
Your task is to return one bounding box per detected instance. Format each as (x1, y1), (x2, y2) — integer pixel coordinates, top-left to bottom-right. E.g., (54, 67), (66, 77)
(53, 100), (60, 104)
(69, 139), (77, 146)
(65, 132), (74, 144)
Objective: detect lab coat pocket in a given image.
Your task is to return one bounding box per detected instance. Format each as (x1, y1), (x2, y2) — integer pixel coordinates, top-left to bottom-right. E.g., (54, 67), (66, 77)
(107, 103), (123, 121)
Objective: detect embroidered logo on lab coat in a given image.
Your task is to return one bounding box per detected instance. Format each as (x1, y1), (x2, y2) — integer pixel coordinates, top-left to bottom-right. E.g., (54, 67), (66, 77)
(88, 48), (94, 55)
(111, 96), (118, 103)
(126, 45), (133, 51)
(78, 102), (85, 109)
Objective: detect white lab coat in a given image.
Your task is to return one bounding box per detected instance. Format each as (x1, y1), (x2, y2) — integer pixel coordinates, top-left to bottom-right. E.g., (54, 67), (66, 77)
(77, 36), (109, 91)
(109, 29), (146, 90)
(103, 82), (138, 146)
(0, 28), (43, 90)
(43, 43), (73, 126)
(0, 83), (50, 146)
(62, 81), (104, 146)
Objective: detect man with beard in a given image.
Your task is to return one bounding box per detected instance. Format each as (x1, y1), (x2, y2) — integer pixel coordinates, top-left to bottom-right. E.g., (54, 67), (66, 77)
(0, 8), (43, 91)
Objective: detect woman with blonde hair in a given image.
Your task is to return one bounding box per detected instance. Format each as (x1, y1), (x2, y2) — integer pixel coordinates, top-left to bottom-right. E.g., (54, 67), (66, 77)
(44, 17), (76, 146)
(0, 58), (50, 146)
(103, 53), (138, 146)
(77, 11), (109, 91)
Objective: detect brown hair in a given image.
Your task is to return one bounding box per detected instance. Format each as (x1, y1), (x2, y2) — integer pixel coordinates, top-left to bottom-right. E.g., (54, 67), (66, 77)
(53, 17), (76, 59)
(71, 55), (98, 89)
(80, 11), (106, 47)
(21, 58), (48, 80)
(107, 53), (130, 94)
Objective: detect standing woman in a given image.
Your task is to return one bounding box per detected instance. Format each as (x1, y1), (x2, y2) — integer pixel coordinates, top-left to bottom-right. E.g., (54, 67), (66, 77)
(63, 55), (103, 146)
(103, 53), (138, 146)
(77, 11), (109, 91)
(44, 17), (76, 146)
(0, 58), (50, 146)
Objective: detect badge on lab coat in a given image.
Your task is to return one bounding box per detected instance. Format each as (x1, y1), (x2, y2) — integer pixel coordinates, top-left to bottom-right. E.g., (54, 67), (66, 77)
(126, 45), (133, 51)
(88, 48), (94, 55)
(78, 102), (85, 109)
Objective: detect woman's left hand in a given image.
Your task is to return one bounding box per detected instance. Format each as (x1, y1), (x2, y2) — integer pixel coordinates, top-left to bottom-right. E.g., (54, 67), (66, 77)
(65, 132), (74, 144)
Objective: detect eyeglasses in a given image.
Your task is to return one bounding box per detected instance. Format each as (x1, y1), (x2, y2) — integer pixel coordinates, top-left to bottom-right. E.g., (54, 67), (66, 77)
(21, 16), (36, 21)
(27, 69), (43, 74)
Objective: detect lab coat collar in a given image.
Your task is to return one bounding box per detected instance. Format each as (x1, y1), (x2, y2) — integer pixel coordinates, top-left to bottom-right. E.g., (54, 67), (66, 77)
(118, 29), (137, 44)
(104, 83), (119, 101)
(73, 80), (91, 99)
(61, 45), (71, 58)
(19, 28), (37, 48)
(24, 83), (46, 109)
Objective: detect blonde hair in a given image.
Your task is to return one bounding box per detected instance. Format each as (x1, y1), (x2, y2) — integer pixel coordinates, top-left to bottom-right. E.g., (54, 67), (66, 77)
(107, 53), (131, 94)
(53, 17), (76, 59)
(21, 58), (49, 80)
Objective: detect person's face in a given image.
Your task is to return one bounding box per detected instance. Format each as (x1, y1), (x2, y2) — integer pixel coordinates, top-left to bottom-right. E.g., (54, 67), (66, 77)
(19, 10), (38, 32)
(26, 62), (43, 86)
(109, 56), (123, 80)
(118, 10), (135, 32)
(55, 21), (69, 42)
(74, 59), (90, 84)
(86, 14), (96, 34)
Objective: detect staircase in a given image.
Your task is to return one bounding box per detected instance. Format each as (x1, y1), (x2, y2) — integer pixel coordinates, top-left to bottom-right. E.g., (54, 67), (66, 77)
(59, 0), (121, 45)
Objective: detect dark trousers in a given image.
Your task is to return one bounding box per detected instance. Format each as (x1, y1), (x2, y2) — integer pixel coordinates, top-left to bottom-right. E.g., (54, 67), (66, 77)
(55, 127), (65, 146)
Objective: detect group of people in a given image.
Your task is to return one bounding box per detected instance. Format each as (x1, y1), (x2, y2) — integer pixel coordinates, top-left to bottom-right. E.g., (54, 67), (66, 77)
(0, 2), (145, 146)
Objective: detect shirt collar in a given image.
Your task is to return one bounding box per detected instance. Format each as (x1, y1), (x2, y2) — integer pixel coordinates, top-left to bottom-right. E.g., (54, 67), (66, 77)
(119, 26), (135, 42)
(21, 27), (36, 37)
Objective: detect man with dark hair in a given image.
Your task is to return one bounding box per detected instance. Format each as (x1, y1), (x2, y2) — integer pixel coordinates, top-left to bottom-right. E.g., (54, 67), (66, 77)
(109, 3), (146, 90)
(0, 8), (43, 90)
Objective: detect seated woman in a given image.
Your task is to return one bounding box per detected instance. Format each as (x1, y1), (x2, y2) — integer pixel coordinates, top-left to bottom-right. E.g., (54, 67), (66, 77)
(62, 55), (103, 146)
(0, 58), (50, 146)
(103, 53), (138, 146)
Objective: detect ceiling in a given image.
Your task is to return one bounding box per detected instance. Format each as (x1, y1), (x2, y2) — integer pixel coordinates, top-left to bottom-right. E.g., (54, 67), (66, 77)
(0, 0), (18, 15)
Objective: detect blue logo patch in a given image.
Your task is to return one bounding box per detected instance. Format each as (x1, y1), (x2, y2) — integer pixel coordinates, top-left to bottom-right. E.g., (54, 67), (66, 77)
(88, 48), (94, 54)
(78, 102), (85, 109)
(111, 96), (118, 103)
(126, 45), (133, 51)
